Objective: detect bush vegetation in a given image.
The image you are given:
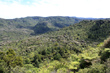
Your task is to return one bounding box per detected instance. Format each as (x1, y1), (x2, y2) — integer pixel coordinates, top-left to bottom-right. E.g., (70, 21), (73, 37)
(0, 18), (110, 73)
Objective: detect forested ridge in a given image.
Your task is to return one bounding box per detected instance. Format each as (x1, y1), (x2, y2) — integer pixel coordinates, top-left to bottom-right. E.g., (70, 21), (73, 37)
(0, 17), (110, 73)
(0, 16), (85, 42)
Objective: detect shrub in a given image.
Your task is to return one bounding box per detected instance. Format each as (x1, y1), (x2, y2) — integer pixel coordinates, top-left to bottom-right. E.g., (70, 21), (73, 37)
(54, 53), (62, 60)
(103, 37), (110, 48)
(77, 63), (106, 73)
(100, 48), (110, 61)
(79, 59), (92, 69)
(0, 65), (5, 73)
(57, 68), (68, 73)
(105, 58), (110, 73)
(25, 58), (31, 64)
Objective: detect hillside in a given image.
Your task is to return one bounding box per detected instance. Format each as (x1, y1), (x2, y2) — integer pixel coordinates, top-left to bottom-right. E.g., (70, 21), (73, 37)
(47, 19), (110, 42)
(0, 19), (110, 73)
(2, 19), (110, 55)
(0, 16), (85, 42)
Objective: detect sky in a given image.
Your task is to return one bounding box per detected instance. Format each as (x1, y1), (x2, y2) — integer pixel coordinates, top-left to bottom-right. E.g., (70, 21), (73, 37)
(0, 0), (110, 19)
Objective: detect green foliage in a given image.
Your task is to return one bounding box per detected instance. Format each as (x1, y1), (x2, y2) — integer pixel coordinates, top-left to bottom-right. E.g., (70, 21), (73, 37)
(57, 68), (68, 73)
(31, 46), (71, 68)
(79, 59), (92, 69)
(25, 58), (31, 64)
(1, 18), (110, 73)
(68, 61), (80, 70)
(33, 21), (52, 34)
(0, 49), (23, 73)
(100, 48), (110, 61)
(54, 53), (62, 60)
(88, 20), (110, 41)
(0, 16), (82, 41)
(77, 63), (106, 73)
(103, 37), (110, 48)
(105, 58), (110, 73)
(0, 62), (6, 73)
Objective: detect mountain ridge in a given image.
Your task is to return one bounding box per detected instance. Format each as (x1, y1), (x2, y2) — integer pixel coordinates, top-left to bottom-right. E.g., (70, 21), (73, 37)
(0, 16), (92, 42)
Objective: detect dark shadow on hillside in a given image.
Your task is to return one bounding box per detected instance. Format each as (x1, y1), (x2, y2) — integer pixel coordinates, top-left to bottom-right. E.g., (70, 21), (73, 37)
(87, 20), (110, 42)
(32, 21), (52, 35)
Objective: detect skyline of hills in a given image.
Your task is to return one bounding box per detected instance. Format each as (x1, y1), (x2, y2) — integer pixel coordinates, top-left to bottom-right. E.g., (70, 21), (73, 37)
(0, 16), (92, 42)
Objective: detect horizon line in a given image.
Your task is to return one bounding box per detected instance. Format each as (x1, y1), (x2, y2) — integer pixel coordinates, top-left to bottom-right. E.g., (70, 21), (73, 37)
(0, 16), (108, 20)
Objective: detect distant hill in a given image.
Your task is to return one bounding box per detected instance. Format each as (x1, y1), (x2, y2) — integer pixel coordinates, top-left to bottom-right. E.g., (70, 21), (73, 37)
(32, 17), (86, 34)
(0, 16), (88, 42)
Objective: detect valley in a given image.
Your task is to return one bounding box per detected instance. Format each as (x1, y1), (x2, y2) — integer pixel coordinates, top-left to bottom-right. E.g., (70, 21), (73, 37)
(0, 16), (110, 73)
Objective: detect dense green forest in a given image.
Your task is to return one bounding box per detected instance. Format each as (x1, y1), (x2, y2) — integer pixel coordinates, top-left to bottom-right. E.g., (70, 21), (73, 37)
(0, 17), (110, 73)
(0, 16), (86, 42)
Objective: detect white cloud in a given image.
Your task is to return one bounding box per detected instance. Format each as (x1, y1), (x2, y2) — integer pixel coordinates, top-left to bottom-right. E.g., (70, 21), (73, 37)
(0, 0), (110, 19)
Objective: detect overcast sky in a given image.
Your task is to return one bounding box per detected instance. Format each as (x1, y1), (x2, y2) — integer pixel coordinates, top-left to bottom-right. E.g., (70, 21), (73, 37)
(0, 0), (110, 19)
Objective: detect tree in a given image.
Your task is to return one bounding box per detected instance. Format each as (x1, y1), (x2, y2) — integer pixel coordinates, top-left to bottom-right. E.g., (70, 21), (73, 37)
(0, 49), (23, 73)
